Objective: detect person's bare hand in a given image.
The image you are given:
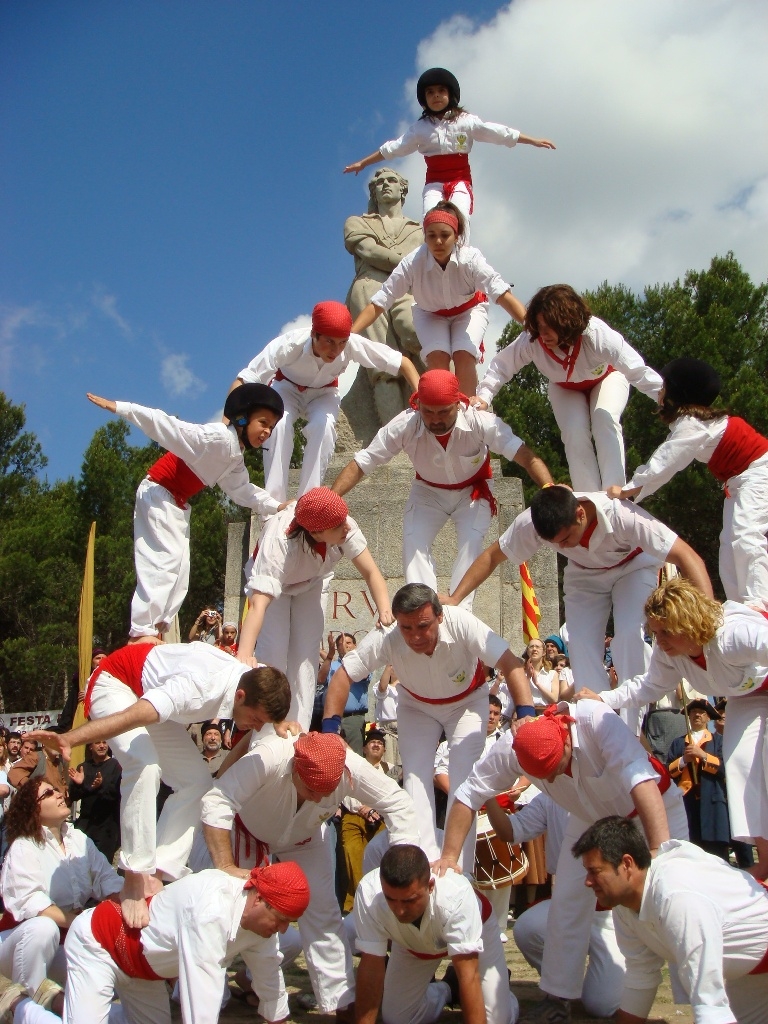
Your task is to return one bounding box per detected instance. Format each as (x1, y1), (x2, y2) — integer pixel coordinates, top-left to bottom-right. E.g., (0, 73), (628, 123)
(377, 610), (395, 628)
(606, 485), (624, 500)
(27, 730), (72, 762)
(431, 856), (461, 877)
(92, 771), (103, 789)
(274, 720), (302, 738)
(68, 765), (85, 785)
(468, 397), (488, 411)
(343, 162), (364, 175)
(573, 687), (605, 702)
(86, 393), (117, 413)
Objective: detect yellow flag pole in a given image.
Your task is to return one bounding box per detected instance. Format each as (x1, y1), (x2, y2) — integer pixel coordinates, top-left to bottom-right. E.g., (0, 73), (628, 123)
(69, 522), (96, 768)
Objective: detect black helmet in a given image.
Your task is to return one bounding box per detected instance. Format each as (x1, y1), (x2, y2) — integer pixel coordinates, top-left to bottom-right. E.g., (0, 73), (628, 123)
(416, 68), (460, 110)
(661, 358), (721, 408)
(224, 383), (284, 448)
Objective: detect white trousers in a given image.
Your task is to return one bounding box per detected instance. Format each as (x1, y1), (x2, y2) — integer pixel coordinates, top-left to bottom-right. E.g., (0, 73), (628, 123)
(513, 899), (625, 1017)
(12, 1002), (61, 1024)
(422, 182), (472, 243)
(0, 918), (65, 996)
(412, 303), (488, 362)
(403, 481), (493, 612)
(398, 684), (488, 867)
(255, 579), (326, 730)
(63, 911), (170, 1024)
(564, 562), (655, 698)
(130, 478), (191, 637)
(483, 884), (512, 935)
(539, 789), (688, 1001)
(262, 379), (340, 503)
(722, 691), (768, 841)
(381, 911), (518, 1024)
(547, 371), (630, 490)
(89, 674), (213, 877)
(720, 453), (768, 610)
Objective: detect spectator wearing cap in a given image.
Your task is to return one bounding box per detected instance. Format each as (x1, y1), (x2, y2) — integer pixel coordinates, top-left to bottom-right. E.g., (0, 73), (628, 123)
(62, 860), (310, 1024)
(84, 384), (286, 640)
(666, 698), (731, 861)
(199, 722), (227, 776)
(332, 368), (552, 610)
(197, 731), (418, 1020)
(237, 487), (393, 730)
(436, 700), (689, 1024)
(229, 300), (420, 504)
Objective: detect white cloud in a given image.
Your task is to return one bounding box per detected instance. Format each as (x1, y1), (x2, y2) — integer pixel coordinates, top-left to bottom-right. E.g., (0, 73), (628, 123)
(394, 0), (767, 358)
(160, 353), (206, 398)
(279, 313), (312, 334)
(91, 288), (132, 338)
(0, 304), (58, 385)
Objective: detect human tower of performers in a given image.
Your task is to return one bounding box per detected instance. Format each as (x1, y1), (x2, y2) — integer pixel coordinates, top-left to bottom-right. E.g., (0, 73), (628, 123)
(1, 68), (766, 1024)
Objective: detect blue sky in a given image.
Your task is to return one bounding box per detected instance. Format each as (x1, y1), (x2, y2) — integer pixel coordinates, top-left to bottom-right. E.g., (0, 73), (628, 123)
(2, 0), (766, 483)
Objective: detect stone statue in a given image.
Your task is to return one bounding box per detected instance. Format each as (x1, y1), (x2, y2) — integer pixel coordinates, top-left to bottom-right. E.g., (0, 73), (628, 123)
(344, 168), (424, 426)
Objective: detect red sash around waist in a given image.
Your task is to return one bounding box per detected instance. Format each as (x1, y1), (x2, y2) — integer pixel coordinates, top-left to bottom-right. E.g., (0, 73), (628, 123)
(400, 659), (486, 706)
(233, 813), (271, 869)
(408, 889), (492, 959)
(707, 417), (768, 484)
(556, 366), (614, 392)
(146, 452), (205, 508)
(537, 332), (614, 390)
(91, 896), (163, 981)
(415, 449), (497, 515)
(568, 546), (643, 572)
(274, 369), (339, 393)
(84, 643), (154, 717)
(626, 756), (672, 820)
(432, 291), (488, 318)
(424, 153), (474, 213)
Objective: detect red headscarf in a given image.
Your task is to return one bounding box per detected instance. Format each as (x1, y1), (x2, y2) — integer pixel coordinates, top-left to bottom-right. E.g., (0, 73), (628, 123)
(287, 487), (348, 536)
(513, 706), (574, 779)
(409, 369), (468, 411)
(293, 733), (347, 795)
(423, 208), (459, 234)
(244, 861), (310, 918)
(312, 301), (352, 339)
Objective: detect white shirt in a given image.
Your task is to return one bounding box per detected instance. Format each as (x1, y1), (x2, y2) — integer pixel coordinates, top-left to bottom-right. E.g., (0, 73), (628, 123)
(374, 682), (399, 724)
(613, 840), (768, 1024)
(245, 506), (368, 599)
(354, 867), (483, 958)
(238, 328), (402, 390)
(343, 606), (510, 703)
(115, 402), (280, 515)
(506, 791), (568, 874)
(379, 112), (520, 160)
(627, 415), (729, 501)
(528, 667), (559, 706)
(201, 733), (418, 849)
(140, 869), (286, 1024)
(370, 244), (510, 315)
(603, 601), (768, 710)
(456, 701), (663, 823)
(476, 316), (662, 404)
(354, 405), (523, 486)
(498, 493), (677, 576)
(1, 822), (122, 920)
(140, 642), (251, 725)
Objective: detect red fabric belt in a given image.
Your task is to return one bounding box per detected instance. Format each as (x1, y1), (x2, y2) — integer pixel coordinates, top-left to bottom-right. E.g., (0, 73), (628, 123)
(274, 369), (339, 393)
(555, 366), (614, 392)
(233, 814), (270, 869)
(84, 643), (154, 717)
(432, 291), (488, 318)
(569, 546), (643, 572)
(400, 660), (486, 706)
(708, 416), (768, 483)
(424, 153), (474, 213)
(415, 450), (497, 514)
(147, 452), (205, 508)
(0, 910), (17, 932)
(91, 897), (163, 981)
(627, 756), (672, 820)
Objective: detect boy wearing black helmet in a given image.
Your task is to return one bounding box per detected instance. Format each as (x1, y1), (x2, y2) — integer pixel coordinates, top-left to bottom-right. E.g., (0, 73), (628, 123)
(85, 386), (286, 639)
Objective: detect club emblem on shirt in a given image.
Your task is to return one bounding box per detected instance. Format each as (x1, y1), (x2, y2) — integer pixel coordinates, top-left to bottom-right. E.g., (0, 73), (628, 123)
(452, 670), (467, 686)
(591, 363), (606, 377)
(455, 133), (468, 150)
(471, 455), (482, 465)
(738, 675), (756, 692)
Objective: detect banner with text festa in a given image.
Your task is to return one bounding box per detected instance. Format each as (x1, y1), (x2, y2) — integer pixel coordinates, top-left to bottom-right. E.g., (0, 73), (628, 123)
(0, 710), (63, 732)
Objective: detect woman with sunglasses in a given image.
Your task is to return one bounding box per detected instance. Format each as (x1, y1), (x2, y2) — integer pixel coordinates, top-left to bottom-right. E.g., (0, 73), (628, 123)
(0, 777), (122, 1008)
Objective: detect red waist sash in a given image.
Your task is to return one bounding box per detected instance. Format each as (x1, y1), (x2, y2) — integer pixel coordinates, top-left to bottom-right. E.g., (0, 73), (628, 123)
(408, 889), (492, 959)
(91, 897), (163, 981)
(84, 643), (154, 717)
(147, 452), (205, 508)
(708, 417), (768, 483)
(568, 546), (642, 572)
(233, 813), (270, 869)
(400, 659), (486, 706)
(432, 291), (488, 318)
(424, 153), (474, 213)
(556, 365), (614, 392)
(626, 756), (672, 820)
(274, 369), (339, 393)
(415, 449), (497, 515)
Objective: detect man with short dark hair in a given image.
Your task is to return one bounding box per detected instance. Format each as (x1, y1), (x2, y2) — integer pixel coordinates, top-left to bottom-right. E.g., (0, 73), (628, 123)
(573, 816), (768, 1024)
(354, 843), (516, 1024)
(7, 732), (22, 762)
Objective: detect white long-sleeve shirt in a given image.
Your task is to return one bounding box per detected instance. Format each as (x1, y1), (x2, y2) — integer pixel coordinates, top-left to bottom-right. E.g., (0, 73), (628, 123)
(137, 642), (252, 725)
(245, 506), (368, 600)
(354, 405), (524, 486)
(115, 401), (280, 515)
(342, 606), (509, 703)
(476, 316), (662, 405)
(613, 840), (768, 1024)
(140, 869), (288, 1024)
(1, 822), (122, 919)
(369, 244), (510, 314)
(506, 791), (568, 873)
(238, 328), (402, 390)
(379, 113), (520, 160)
(627, 415), (729, 501)
(201, 733), (418, 850)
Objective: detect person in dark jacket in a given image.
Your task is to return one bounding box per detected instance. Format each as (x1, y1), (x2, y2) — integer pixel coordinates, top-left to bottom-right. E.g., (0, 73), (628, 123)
(68, 740), (122, 865)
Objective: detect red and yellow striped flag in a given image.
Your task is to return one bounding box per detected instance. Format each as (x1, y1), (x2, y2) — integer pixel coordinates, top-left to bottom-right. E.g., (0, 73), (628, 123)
(520, 561), (541, 644)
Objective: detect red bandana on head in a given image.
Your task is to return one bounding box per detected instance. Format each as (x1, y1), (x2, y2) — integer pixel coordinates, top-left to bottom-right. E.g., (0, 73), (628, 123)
(312, 301), (352, 340)
(513, 705), (575, 779)
(409, 369), (468, 411)
(287, 487), (348, 538)
(293, 732), (347, 796)
(244, 861), (310, 919)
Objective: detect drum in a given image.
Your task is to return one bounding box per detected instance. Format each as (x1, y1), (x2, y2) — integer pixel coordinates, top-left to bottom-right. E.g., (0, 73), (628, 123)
(473, 812), (528, 890)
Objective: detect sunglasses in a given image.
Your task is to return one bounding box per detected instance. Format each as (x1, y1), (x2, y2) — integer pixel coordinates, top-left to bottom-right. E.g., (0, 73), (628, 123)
(37, 788), (57, 802)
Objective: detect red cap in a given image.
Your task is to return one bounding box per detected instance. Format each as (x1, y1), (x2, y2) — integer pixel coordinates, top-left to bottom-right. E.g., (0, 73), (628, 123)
(513, 707), (573, 779)
(423, 208), (459, 234)
(312, 301), (353, 340)
(410, 369), (468, 410)
(293, 733), (347, 795)
(244, 861), (310, 918)
(287, 487), (348, 536)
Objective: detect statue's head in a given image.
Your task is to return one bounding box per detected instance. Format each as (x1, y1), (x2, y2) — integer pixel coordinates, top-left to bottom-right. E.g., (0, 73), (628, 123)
(368, 167), (409, 213)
